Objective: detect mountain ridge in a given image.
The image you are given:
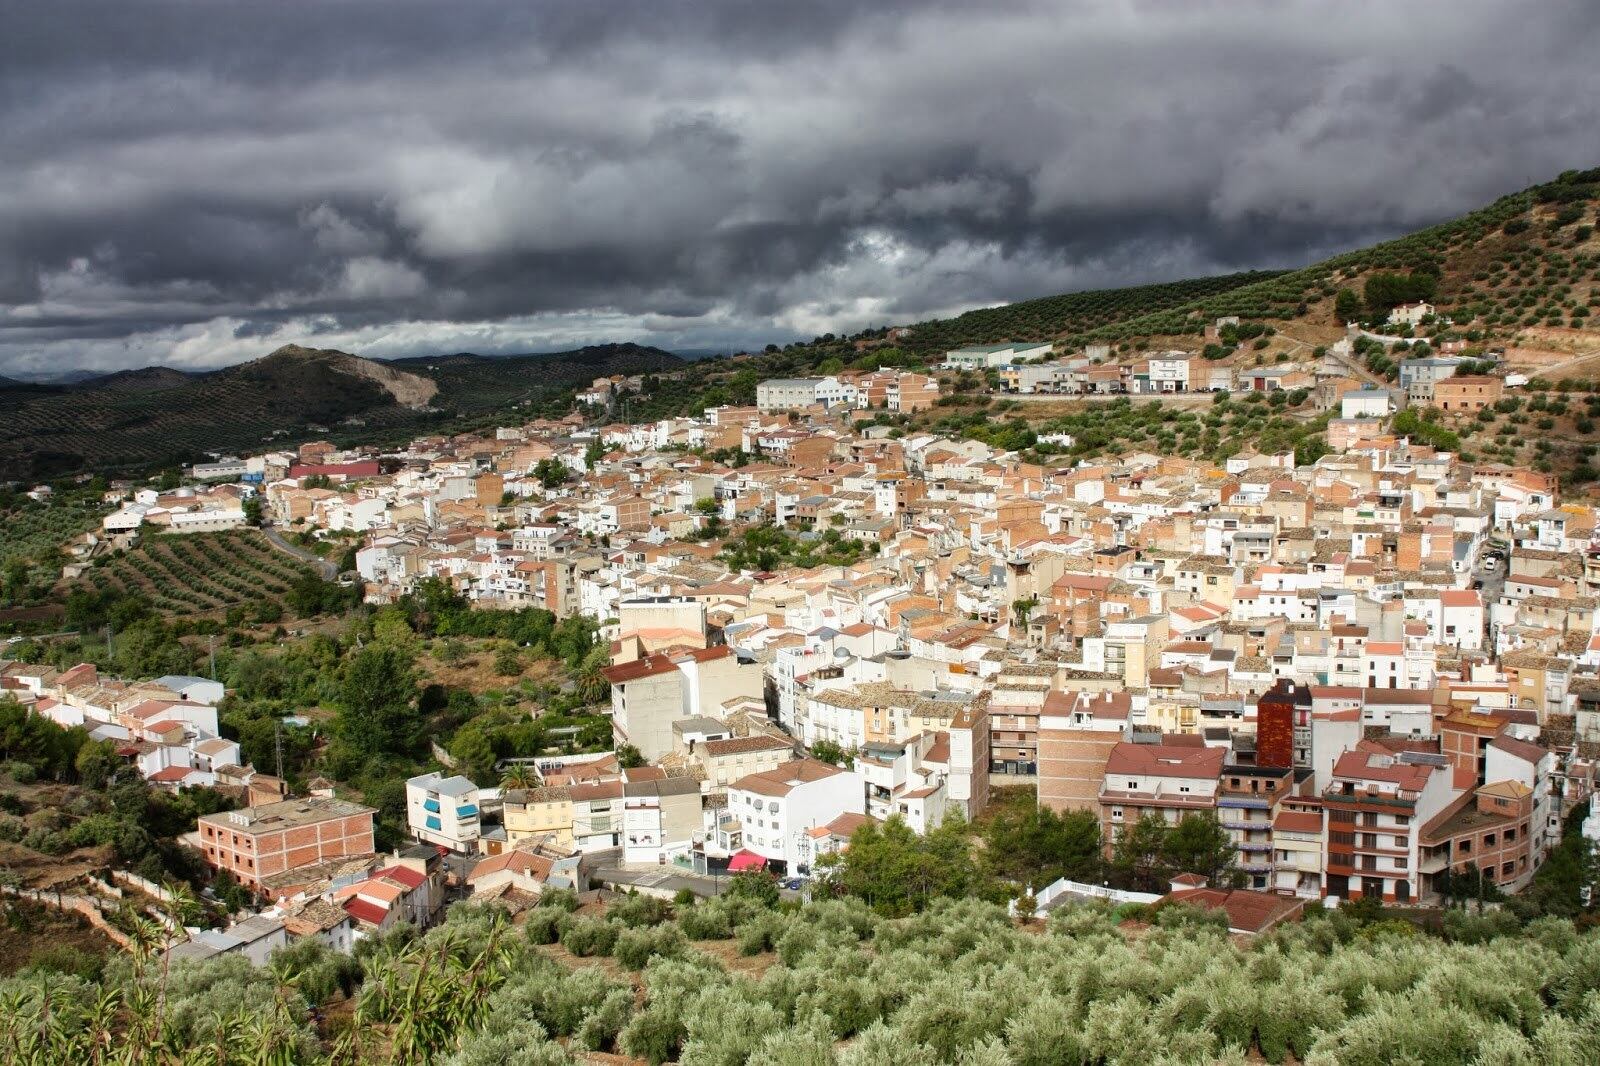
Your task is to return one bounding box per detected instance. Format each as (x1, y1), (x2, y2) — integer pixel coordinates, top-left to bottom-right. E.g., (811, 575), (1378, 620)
(0, 341), (683, 481)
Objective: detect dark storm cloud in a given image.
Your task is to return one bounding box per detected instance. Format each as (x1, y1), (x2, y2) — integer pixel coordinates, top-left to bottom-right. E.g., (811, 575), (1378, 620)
(1, 0), (1598, 373)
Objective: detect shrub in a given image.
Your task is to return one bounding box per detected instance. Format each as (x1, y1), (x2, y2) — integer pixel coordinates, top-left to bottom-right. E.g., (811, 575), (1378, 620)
(737, 912), (787, 956)
(678, 898), (737, 941)
(609, 892), (671, 929)
(559, 916), (618, 957)
(524, 908), (563, 946)
(620, 1005), (687, 1065)
(614, 925), (686, 970)
(536, 888), (580, 912)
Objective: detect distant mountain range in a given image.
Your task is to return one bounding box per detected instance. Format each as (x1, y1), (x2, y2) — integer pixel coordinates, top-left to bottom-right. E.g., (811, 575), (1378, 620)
(0, 342), (682, 481)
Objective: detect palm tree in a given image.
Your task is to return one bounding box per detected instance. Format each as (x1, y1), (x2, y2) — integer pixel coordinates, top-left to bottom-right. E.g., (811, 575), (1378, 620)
(500, 764), (536, 791)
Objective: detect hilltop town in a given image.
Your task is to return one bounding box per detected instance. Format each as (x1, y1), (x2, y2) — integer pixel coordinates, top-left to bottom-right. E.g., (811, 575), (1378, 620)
(4, 305), (1600, 940)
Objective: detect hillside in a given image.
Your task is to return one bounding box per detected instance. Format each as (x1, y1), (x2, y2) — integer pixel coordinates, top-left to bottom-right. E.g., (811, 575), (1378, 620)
(0, 342), (682, 481)
(5, 890), (1598, 1063)
(899, 271), (1285, 357)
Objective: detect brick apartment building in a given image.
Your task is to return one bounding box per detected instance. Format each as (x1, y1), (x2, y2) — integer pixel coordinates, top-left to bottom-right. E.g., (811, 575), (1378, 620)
(1037, 690), (1131, 813)
(198, 797), (376, 891)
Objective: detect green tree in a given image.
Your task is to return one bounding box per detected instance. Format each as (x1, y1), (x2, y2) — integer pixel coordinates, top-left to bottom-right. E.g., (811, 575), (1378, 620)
(533, 458), (570, 489)
(335, 645), (420, 760)
(1334, 288), (1363, 321)
(726, 870), (780, 908)
(1111, 813), (1170, 891)
(982, 800), (1102, 887)
(1162, 813), (1239, 886)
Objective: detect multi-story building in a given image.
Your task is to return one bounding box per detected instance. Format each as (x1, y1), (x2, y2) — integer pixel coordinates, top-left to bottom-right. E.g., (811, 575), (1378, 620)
(622, 772), (703, 864)
(692, 734), (795, 791)
(723, 758), (865, 874)
(1098, 739), (1224, 850)
(1216, 764), (1296, 890)
(405, 772), (483, 853)
(756, 378), (824, 413)
(1038, 690), (1131, 814)
(502, 786), (576, 851)
(1271, 806), (1325, 898)
(197, 797), (376, 892)
(1322, 746), (1455, 904)
(605, 646), (764, 761)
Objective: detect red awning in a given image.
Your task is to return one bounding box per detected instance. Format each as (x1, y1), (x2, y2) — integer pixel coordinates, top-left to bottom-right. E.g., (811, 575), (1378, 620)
(727, 850), (767, 873)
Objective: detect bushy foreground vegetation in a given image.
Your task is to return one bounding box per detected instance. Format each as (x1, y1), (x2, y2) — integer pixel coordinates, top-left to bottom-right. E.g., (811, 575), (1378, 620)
(6, 887), (1600, 1065)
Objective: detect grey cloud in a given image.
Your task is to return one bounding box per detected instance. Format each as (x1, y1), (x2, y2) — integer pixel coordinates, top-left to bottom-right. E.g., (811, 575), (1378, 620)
(1, 0), (1598, 375)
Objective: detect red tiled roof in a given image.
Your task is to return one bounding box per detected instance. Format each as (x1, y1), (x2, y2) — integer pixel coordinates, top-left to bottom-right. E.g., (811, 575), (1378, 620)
(601, 654), (677, 684)
(373, 865), (426, 890)
(1164, 887), (1304, 934)
(1104, 742), (1224, 779)
(1273, 811), (1322, 834)
(343, 897), (389, 926)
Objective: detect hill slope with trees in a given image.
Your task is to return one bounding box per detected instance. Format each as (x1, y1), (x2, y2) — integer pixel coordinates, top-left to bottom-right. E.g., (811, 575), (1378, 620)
(0, 343), (683, 482)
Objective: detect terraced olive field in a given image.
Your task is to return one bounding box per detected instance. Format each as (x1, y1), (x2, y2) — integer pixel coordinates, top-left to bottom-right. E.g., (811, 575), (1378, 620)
(73, 530), (322, 617)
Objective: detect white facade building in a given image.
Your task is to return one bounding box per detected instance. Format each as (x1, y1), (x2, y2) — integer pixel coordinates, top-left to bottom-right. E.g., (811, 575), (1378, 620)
(406, 772), (483, 852)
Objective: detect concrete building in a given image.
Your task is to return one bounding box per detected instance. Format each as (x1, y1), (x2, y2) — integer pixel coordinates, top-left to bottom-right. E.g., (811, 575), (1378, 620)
(1433, 375), (1503, 414)
(756, 378), (824, 413)
(605, 646), (764, 761)
(622, 773), (704, 863)
(943, 342), (1053, 369)
(1323, 746), (1455, 904)
(724, 758), (865, 873)
(405, 772), (483, 853)
(1099, 740), (1225, 852)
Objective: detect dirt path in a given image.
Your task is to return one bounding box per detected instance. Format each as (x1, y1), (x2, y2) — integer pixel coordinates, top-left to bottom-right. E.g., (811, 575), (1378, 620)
(261, 527), (338, 579)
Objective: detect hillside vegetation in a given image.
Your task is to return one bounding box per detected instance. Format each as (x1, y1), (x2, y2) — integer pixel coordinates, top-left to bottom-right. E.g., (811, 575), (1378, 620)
(0, 343), (682, 482)
(1046, 168), (1600, 355)
(900, 271), (1284, 357)
(4, 890), (1599, 1065)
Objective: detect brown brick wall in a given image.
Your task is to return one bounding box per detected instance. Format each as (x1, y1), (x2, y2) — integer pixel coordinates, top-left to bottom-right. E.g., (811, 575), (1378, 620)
(1038, 728), (1120, 814)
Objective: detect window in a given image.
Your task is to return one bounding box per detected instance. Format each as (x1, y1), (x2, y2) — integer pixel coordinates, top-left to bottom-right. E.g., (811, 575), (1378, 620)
(1505, 827), (1516, 842)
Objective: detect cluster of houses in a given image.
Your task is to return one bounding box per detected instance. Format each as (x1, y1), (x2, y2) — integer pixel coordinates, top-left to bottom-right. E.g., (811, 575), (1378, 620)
(15, 329), (1600, 954)
(1, 664), (255, 791)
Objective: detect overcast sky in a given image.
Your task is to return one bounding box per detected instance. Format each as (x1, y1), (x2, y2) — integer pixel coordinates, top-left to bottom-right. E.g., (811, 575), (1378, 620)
(3, 1), (1598, 377)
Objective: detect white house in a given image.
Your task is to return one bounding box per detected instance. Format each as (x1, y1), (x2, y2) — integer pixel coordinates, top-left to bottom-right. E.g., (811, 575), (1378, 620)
(406, 772), (483, 852)
(724, 758), (865, 874)
(1388, 302), (1435, 327)
(1339, 387), (1398, 420)
(756, 378), (823, 413)
(1146, 352), (1193, 393)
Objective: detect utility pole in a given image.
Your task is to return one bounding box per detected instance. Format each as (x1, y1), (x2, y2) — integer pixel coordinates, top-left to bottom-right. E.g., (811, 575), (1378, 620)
(208, 635), (216, 681)
(274, 720), (285, 781)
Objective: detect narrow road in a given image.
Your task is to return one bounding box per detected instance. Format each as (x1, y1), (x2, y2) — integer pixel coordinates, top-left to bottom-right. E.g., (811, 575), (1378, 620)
(261, 526), (339, 579)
